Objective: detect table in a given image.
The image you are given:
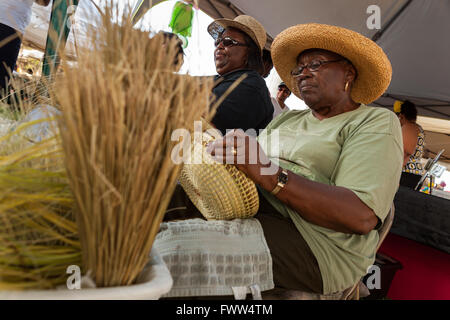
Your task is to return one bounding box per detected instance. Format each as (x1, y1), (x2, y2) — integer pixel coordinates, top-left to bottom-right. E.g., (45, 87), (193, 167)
(391, 185), (450, 254)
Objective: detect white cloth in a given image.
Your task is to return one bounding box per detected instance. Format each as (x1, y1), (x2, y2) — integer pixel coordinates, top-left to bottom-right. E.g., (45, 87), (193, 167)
(271, 97), (290, 119)
(0, 0), (34, 34)
(154, 218), (274, 298)
(19, 105), (60, 142)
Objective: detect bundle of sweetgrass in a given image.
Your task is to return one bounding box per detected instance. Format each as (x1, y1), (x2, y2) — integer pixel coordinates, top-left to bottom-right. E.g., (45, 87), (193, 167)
(0, 122), (81, 290)
(50, 4), (214, 287)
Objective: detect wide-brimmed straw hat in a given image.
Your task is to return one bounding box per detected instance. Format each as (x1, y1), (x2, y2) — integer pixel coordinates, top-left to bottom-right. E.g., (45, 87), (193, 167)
(207, 15), (267, 52)
(271, 23), (392, 104)
(178, 120), (259, 221)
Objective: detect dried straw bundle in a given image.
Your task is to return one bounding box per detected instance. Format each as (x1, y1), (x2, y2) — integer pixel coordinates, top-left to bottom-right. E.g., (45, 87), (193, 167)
(51, 5), (214, 286)
(0, 76), (41, 120)
(0, 122), (80, 290)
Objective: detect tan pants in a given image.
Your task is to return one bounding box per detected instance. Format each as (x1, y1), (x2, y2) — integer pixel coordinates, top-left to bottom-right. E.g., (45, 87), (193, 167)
(255, 195), (323, 294)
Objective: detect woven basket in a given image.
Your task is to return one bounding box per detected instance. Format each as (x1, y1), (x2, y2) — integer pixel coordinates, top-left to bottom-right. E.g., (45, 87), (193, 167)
(178, 123), (259, 220)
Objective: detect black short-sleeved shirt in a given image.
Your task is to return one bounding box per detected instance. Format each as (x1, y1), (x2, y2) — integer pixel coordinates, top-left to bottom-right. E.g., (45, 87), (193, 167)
(211, 69), (274, 136)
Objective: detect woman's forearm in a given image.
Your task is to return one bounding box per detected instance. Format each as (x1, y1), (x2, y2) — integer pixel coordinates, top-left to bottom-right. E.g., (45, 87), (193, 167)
(255, 165), (378, 235)
(208, 131), (379, 235)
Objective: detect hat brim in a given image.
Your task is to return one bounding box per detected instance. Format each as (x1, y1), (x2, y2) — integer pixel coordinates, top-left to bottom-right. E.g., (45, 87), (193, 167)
(271, 23), (392, 104)
(208, 19), (263, 52)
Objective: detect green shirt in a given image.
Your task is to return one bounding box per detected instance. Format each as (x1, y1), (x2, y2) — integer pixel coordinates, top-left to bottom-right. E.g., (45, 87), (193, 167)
(257, 104), (403, 294)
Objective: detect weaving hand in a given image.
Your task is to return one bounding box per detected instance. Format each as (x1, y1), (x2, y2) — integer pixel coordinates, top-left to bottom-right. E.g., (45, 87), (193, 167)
(206, 129), (276, 184)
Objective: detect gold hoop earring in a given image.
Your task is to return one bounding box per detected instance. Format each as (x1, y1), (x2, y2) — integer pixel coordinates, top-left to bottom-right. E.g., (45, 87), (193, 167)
(344, 81), (349, 92)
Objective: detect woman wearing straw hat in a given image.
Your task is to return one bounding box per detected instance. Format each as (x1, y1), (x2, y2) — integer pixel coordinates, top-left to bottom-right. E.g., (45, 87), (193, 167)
(208, 23), (403, 295)
(163, 15), (273, 222)
(207, 15), (273, 136)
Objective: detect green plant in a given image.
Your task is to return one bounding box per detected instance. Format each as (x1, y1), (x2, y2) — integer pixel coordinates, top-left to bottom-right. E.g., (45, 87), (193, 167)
(0, 122), (81, 290)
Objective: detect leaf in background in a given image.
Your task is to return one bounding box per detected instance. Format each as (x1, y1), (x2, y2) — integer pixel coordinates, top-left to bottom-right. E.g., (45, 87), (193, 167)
(169, 1), (194, 45)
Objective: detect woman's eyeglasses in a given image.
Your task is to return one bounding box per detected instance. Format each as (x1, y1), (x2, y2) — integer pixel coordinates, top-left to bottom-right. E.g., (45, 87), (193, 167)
(214, 37), (248, 48)
(291, 59), (343, 77)
(278, 87), (290, 93)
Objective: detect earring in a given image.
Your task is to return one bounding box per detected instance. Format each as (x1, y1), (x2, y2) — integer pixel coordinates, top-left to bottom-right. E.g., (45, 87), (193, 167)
(344, 81), (349, 92)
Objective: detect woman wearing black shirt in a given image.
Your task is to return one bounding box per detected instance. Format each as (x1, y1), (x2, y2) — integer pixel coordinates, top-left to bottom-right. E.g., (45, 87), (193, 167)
(207, 15), (273, 136)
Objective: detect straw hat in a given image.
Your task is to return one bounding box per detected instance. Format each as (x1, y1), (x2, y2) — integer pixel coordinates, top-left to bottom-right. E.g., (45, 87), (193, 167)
(178, 120), (259, 220)
(271, 23), (392, 104)
(207, 15), (267, 52)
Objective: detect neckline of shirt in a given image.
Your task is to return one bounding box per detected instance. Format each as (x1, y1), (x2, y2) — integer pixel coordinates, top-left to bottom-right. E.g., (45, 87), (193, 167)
(307, 104), (366, 123)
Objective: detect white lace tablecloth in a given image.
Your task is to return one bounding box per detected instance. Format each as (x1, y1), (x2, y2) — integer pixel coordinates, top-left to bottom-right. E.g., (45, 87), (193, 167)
(154, 218), (274, 299)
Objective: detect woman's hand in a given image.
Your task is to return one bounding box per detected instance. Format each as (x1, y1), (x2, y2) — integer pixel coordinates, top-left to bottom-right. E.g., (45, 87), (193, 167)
(206, 129), (278, 186)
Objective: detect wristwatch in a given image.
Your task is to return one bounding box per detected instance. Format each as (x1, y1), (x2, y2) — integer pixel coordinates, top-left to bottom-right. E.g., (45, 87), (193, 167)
(270, 168), (288, 195)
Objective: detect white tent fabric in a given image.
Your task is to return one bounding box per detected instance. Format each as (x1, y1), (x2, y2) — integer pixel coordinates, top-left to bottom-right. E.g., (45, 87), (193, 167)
(23, 3), (51, 51)
(24, 0), (103, 57)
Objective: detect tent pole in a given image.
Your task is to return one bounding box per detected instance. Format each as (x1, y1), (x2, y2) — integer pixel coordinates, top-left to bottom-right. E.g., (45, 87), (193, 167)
(416, 106), (450, 119)
(205, 0), (225, 18)
(41, 0), (79, 78)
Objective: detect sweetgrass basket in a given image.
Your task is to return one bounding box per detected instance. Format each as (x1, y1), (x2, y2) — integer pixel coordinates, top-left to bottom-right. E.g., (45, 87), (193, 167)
(178, 122), (259, 220)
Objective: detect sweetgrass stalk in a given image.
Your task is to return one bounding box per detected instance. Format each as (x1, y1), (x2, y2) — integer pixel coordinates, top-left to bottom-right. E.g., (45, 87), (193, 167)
(50, 3), (215, 287)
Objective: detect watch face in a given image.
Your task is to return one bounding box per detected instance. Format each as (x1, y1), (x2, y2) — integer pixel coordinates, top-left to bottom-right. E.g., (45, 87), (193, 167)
(279, 170), (288, 184)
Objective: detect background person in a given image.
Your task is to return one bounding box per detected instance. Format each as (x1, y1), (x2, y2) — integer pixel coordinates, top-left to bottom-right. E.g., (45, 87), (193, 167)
(158, 31), (184, 72)
(272, 81), (291, 119)
(394, 100), (425, 172)
(0, 0), (51, 95)
(436, 181), (446, 191)
(261, 48), (273, 78)
(394, 100), (426, 188)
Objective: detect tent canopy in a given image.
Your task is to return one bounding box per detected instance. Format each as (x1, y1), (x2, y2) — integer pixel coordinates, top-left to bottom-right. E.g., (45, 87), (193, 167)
(190, 0), (450, 120)
(24, 0), (100, 58)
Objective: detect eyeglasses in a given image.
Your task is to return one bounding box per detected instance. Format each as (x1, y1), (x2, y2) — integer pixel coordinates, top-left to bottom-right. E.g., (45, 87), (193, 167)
(214, 36), (248, 48)
(290, 59), (343, 77)
(278, 86), (290, 93)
